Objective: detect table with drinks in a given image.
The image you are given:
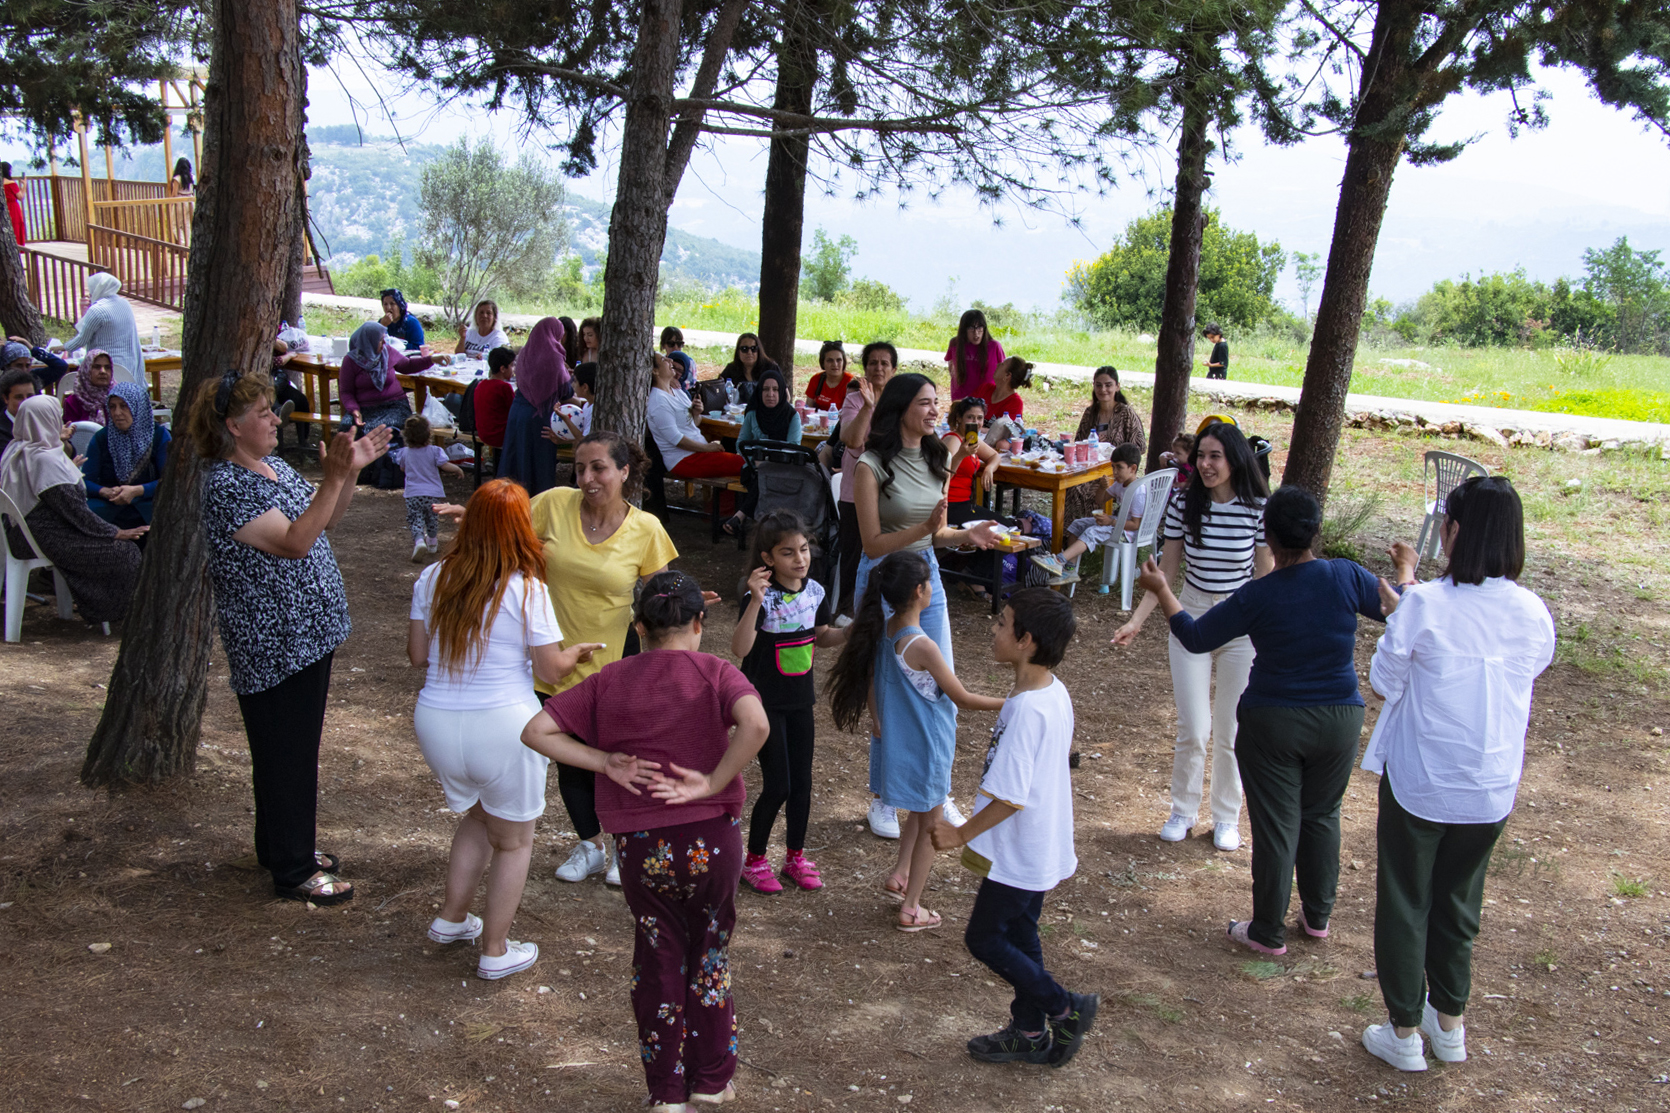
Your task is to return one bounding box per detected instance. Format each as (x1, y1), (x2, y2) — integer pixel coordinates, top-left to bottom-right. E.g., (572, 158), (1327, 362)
(698, 399), (835, 450)
(989, 438), (1115, 553)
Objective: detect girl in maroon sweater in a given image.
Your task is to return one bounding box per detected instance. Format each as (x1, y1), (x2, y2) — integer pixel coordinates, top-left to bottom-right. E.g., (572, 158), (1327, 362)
(522, 571), (769, 1111)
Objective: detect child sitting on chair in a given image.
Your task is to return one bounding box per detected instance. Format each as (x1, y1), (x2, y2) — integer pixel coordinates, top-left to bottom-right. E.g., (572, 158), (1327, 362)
(1032, 444), (1145, 585)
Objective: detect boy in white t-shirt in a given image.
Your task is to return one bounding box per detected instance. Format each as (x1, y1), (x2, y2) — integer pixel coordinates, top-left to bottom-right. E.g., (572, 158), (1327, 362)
(932, 588), (1098, 1068)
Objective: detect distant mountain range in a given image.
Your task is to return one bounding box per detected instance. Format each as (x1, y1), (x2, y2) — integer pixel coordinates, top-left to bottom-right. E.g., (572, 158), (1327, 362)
(302, 126), (761, 290)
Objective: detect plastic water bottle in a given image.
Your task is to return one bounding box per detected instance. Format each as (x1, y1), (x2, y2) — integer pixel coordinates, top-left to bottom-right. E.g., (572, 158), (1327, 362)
(151, 324), (161, 349)
(725, 380), (738, 407)
(1086, 429), (1099, 450)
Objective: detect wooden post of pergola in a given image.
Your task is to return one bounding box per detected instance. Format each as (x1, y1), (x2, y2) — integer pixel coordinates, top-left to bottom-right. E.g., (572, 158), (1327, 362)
(160, 79), (173, 185)
(74, 112), (93, 252)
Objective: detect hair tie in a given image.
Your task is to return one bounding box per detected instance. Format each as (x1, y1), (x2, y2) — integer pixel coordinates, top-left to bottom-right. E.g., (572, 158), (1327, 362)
(213, 368), (242, 416)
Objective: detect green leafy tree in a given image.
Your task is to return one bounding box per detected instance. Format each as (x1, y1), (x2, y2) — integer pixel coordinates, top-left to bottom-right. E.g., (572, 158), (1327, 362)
(415, 139), (569, 329)
(1548, 276), (1615, 347)
(1067, 207), (1284, 332)
(1580, 236), (1668, 353)
(837, 277), (906, 313)
(1417, 269), (1554, 348)
(1291, 251), (1323, 320)
(799, 228), (857, 302)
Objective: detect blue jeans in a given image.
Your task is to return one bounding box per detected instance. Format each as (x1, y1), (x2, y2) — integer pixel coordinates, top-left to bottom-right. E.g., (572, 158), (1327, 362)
(854, 548), (952, 668)
(964, 878), (1070, 1031)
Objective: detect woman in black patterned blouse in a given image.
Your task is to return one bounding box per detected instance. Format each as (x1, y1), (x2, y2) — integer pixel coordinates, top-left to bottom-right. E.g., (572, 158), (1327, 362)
(193, 368), (391, 905)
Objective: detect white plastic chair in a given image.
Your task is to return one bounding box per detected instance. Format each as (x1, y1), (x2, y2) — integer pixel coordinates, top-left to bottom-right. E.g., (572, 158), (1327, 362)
(1069, 467), (1177, 609)
(1415, 450), (1489, 563)
(1, 489), (75, 642)
(69, 421), (101, 457)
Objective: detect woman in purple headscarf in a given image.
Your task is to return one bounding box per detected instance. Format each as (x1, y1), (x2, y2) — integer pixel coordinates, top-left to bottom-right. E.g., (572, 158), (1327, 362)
(498, 316), (573, 495)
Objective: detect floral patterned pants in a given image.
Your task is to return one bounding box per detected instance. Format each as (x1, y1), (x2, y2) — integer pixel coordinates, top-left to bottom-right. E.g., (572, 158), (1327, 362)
(616, 814), (743, 1104)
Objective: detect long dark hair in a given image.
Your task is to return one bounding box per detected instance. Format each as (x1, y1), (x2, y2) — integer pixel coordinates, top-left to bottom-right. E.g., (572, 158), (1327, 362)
(557, 316), (579, 357)
(864, 372), (949, 497)
(1443, 475), (1525, 584)
(827, 552), (933, 731)
(947, 396), (986, 428)
(172, 157), (194, 191)
(1181, 420), (1268, 548)
(749, 509), (815, 574)
(1088, 365), (1130, 412)
(0, 162), (12, 180)
(948, 309), (991, 395)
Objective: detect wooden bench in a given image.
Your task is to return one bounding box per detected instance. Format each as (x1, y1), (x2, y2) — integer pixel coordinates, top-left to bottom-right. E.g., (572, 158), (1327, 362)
(679, 475), (748, 547)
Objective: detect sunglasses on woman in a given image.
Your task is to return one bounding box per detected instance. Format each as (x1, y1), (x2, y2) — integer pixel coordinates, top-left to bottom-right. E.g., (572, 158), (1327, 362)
(738, 345), (758, 353)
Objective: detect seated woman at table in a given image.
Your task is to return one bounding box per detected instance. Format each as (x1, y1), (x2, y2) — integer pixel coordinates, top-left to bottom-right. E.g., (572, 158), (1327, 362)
(940, 397), (1001, 526)
(6, 337), (70, 394)
(499, 317), (571, 496)
(736, 368), (800, 448)
(339, 321), (435, 437)
(805, 341), (854, 410)
(647, 351), (744, 518)
(63, 349), (116, 426)
(82, 381), (170, 528)
(270, 332), (313, 448)
(65, 273), (144, 389)
(380, 288), (427, 351)
(0, 394), (144, 624)
(456, 299), (509, 357)
(719, 332), (780, 398)
(975, 356), (1031, 426)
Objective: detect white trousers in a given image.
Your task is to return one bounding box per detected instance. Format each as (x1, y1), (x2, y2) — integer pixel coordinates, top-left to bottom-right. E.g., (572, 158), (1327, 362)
(1166, 584), (1256, 826)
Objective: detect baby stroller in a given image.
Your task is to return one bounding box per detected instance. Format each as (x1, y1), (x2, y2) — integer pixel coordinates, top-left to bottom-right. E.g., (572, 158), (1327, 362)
(738, 439), (839, 595)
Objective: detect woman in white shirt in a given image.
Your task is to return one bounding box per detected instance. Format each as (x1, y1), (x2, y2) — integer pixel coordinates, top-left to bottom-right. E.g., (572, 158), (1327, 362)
(407, 479), (601, 980)
(1359, 475), (1555, 1073)
(455, 299), (510, 357)
(645, 351), (744, 515)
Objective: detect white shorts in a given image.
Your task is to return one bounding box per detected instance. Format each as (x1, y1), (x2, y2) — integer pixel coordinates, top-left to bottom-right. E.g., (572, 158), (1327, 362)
(414, 698), (549, 822)
(1067, 517), (1118, 549)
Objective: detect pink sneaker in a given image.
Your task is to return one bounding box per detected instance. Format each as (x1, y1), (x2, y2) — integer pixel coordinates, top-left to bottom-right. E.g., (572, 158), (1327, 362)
(740, 854), (782, 894)
(1227, 920), (1287, 956)
(780, 852), (823, 891)
(1297, 907), (1329, 939)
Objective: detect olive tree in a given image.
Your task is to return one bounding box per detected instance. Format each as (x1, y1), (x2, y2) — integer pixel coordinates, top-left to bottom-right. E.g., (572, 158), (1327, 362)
(416, 138), (569, 329)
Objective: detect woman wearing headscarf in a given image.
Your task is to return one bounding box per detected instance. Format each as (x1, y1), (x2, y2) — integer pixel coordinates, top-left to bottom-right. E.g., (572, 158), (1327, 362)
(734, 367), (802, 526)
(65, 274), (144, 389)
(337, 321), (434, 437)
(0, 395), (144, 624)
(81, 381), (171, 527)
(63, 349), (116, 426)
(379, 288), (427, 351)
(498, 316), (572, 496)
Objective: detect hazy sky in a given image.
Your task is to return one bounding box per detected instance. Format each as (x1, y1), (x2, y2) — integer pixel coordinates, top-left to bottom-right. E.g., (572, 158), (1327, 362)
(18, 55), (1670, 315)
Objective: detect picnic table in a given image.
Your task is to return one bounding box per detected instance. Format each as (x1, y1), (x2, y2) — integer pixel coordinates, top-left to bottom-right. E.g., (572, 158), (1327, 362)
(936, 528), (1044, 614)
(990, 456), (1113, 552)
(285, 352), (482, 429)
(698, 414), (831, 450)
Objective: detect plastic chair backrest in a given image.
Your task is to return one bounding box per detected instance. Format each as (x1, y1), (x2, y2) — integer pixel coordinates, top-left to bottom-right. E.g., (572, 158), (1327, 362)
(1424, 450), (1488, 509)
(0, 487), (50, 564)
(70, 421), (101, 457)
(1128, 468), (1178, 550)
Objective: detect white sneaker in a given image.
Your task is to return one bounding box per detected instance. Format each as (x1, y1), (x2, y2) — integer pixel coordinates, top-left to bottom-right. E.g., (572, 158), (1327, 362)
(1421, 1002), (1466, 1062)
(426, 538), (439, 553)
(554, 840), (606, 882)
(477, 940), (539, 980)
(1362, 1022), (1428, 1072)
(833, 614), (853, 629)
(426, 912), (483, 944)
(1032, 553), (1066, 577)
(1213, 822), (1242, 852)
(1159, 813), (1193, 842)
(604, 841), (621, 887)
(411, 539), (427, 563)
(867, 798), (901, 839)
(942, 796), (967, 827)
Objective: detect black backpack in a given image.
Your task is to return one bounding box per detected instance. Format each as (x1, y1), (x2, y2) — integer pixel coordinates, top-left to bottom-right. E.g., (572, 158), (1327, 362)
(457, 379), (480, 435)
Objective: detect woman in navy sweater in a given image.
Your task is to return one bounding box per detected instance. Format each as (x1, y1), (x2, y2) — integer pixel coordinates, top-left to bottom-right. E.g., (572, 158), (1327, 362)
(1137, 485), (1387, 955)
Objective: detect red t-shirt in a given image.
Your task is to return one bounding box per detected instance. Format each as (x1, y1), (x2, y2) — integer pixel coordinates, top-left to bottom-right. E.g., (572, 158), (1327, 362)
(805, 371), (854, 410)
(947, 451), (979, 503)
(542, 650), (759, 833)
(976, 384), (1024, 425)
(473, 378), (515, 447)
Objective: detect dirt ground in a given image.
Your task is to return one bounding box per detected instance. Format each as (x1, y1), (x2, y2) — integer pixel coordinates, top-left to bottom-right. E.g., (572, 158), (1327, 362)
(2, 405), (1668, 1113)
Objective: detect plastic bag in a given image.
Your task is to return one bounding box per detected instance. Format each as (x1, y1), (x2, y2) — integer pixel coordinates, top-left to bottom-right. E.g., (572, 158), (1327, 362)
(422, 393), (455, 428)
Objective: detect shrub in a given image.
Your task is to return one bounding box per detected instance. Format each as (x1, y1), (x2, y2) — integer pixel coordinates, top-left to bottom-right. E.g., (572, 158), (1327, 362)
(838, 278), (906, 313)
(332, 236), (443, 306)
(1317, 490), (1382, 562)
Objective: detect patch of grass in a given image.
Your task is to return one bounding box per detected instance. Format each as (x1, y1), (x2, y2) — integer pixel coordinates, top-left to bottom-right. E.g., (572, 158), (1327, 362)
(1340, 991), (1376, 1013)
(1318, 491), (1383, 562)
(1239, 960), (1286, 981)
(1489, 843), (1562, 882)
(1556, 622), (1667, 689)
(1532, 946), (1558, 971)
(1611, 874), (1650, 898)
(1289, 958), (1341, 981)
(1119, 992), (1185, 1023)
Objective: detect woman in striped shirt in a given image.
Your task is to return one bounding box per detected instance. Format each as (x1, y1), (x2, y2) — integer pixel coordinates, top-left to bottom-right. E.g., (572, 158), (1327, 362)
(1112, 420), (1270, 851)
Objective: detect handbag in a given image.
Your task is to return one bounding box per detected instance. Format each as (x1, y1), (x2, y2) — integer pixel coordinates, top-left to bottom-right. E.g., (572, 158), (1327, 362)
(696, 380), (728, 415)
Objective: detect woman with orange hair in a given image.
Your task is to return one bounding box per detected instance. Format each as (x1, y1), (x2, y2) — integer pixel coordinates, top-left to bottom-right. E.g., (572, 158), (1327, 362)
(407, 478), (603, 980)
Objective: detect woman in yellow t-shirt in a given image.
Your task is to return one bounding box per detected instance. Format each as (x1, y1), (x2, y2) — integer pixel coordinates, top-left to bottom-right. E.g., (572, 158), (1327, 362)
(531, 430), (679, 887)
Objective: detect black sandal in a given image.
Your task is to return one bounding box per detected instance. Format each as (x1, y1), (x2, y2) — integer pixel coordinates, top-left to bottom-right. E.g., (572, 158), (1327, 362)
(275, 871), (355, 906)
(315, 850), (341, 874)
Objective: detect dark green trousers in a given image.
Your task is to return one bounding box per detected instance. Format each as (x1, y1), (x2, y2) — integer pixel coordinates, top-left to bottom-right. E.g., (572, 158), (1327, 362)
(1373, 774), (1507, 1027)
(1234, 703), (1364, 949)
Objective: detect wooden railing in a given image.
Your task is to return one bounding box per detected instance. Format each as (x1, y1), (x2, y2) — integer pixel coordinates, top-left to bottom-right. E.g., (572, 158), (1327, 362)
(18, 175), (173, 244)
(92, 197), (194, 247)
(20, 246), (106, 324)
(89, 226), (189, 311)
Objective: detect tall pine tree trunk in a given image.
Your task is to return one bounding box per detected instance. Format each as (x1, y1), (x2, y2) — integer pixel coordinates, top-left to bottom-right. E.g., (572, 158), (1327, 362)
(1145, 84), (1211, 473)
(1282, 2), (1419, 500)
(0, 242), (47, 346)
(594, 0), (685, 444)
(82, 0), (305, 787)
(756, 0), (820, 390)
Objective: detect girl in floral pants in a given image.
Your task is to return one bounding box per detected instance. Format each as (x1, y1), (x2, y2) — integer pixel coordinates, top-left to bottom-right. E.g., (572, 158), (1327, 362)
(523, 571), (768, 1110)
